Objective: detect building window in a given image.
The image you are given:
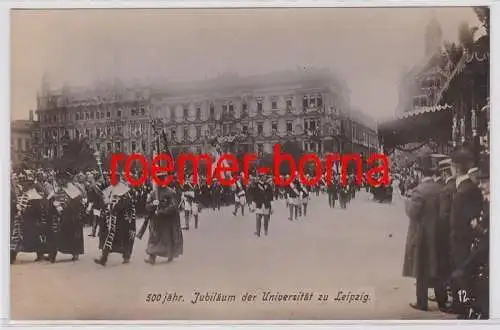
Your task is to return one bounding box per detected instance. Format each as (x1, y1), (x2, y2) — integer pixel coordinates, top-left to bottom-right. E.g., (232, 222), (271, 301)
(96, 127), (101, 137)
(222, 104), (228, 113)
(183, 107), (188, 119)
(115, 142), (121, 152)
(106, 111), (111, 118)
(96, 143), (101, 151)
(196, 126), (201, 138)
(257, 122), (263, 135)
(85, 112), (90, 120)
(100, 112), (104, 119)
(229, 102), (234, 113)
(303, 96), (308, 109)
(196, 107), (201, 120)
(271, 121), (278, 131)
(183, 127), (188, 139)
(286, 99), (292, 109)
(257, 100), (263, 113)
(286, 121), (293, 133)
(117, 110), (122, 117)
(171, 128), (176, 139)
(223, 124), (230, 136)
(107, 142), (112, 152)
(140, 104), (145, 115)
(131, 108), (138, 116)
(106, 127), (111, 135)
(131, 141), (136, 152)
(242, 102), (248, 112)
(271, 101), (277, 110)
(317, 94), (323, 107)
(90, 111), (95, 120)
(304, 118), (318, 132)
(242, 125), (248, 134)
(142, 140), (147, 152)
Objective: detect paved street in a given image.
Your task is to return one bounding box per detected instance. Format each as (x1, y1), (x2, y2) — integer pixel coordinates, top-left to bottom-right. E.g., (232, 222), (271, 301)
(11, 191), (454, 320)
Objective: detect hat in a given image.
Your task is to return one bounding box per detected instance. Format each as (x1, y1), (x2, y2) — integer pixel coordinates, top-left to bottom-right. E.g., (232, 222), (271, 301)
(467, 167), (479, 175)
(415, 153), (433, 172)
(451, 148), (474, 167)
(478, 154), (490, 179)
(438, 158), (452, 170)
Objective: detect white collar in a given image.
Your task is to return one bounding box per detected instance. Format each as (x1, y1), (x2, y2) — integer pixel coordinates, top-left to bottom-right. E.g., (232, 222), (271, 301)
(445, 176), (455, 184)
(456, 174), (470, 189)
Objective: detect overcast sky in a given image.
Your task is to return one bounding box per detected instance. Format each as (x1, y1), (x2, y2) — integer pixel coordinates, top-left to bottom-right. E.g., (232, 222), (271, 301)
(11, 7), (480, 121)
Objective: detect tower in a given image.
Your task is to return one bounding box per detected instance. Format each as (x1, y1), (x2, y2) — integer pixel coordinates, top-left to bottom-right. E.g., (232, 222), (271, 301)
(425, 15), (443, 57)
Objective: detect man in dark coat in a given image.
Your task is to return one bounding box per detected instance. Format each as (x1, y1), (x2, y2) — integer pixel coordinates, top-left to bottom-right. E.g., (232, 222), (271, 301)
(402, 154), (441, 311)
(434, 158), (455, 311)
(449, 148), (483, 314)
(144, 173), (183, 265)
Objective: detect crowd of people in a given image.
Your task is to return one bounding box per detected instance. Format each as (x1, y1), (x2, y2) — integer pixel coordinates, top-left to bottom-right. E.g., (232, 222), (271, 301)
(400, 148), (489, 319)
(10, 166), (367, 267)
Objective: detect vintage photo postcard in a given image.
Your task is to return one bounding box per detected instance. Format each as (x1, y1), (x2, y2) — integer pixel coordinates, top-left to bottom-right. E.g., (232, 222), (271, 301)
(10, 6), (490, 320)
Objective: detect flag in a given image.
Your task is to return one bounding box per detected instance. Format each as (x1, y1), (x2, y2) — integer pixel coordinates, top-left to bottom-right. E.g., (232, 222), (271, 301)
(151, 118), (172, 190)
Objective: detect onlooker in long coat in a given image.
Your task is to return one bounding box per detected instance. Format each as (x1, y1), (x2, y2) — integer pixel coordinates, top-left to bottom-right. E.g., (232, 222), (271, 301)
(449, 148), (483, 314)
(434, 158), (456, 311)
(402, 154), (441, 311)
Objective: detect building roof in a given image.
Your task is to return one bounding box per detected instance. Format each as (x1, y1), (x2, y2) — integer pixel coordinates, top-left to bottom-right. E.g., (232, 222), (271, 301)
(11, 120), (34, 132)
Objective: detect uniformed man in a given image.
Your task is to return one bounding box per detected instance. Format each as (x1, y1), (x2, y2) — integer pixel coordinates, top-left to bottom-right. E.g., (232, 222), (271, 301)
(253, 174), (273, 237)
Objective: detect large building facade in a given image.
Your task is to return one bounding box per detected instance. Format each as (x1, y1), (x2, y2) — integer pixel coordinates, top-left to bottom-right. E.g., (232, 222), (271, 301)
(34, 68), (378, 165)
(11, 112), (36, 169)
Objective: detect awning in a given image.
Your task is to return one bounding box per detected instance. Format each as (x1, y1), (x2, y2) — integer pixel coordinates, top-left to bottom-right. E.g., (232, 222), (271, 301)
(378, 104), (453, 149)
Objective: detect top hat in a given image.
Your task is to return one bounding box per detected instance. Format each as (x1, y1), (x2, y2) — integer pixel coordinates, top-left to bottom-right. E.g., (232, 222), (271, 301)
(451, 148), (474, 167)
(478, 154), (490, 179)
(415, 153), (434, 172)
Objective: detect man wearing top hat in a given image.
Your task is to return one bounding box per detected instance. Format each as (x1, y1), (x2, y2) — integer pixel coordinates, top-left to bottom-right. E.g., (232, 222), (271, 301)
(402, 153), (442, 311)
(448, 148), (483, 314)
(144, 171), (183, 265)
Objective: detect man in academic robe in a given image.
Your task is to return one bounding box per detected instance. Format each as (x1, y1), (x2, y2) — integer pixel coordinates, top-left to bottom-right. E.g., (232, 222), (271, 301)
(144, 172), (184, 265)
(253, 174), (273, 237)
(49, 172), (85, 262)
(402, 153), (441, 311)
(94, 179), (136, 266)
(10, 177), (47, 264)
(449, 148), (483, 314)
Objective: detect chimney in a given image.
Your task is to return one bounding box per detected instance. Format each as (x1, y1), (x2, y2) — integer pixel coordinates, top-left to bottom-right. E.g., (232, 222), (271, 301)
(29, 110), (34, 121)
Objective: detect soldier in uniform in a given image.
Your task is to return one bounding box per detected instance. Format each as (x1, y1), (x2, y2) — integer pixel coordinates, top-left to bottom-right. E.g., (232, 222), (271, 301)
(144, 172), (184, 265)
(253, 174), (273, 237)
(94, 179), (137, 266)
(299, 178), (310, 217)
(232, 173), (247, 216)
(181, 176), (197, 230)
(287, 175), (301, 221)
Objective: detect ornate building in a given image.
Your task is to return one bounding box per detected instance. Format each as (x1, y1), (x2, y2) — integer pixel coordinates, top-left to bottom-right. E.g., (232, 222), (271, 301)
(34, 68), (378, 165)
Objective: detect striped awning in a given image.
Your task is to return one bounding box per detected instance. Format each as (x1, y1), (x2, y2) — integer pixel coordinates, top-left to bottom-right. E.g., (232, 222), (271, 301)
(378, 104), (454, 149)
(396, 104), (453, 120)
